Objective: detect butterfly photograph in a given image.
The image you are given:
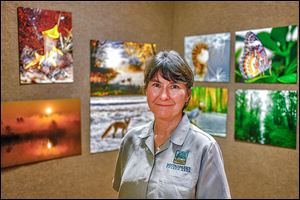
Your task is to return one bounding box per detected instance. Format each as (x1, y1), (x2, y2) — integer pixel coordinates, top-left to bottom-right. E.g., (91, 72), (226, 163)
(235, 25), (298, 84)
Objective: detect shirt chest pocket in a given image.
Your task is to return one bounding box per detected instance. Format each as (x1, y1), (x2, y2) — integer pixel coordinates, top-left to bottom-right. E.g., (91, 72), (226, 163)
(121, 147), (152, 183)
(157, 170), (197, 199)
(159, 168), (197, 188)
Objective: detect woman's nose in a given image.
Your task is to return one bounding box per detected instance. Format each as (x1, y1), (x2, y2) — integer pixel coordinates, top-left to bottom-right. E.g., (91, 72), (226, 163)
(159, 87), (170, 100)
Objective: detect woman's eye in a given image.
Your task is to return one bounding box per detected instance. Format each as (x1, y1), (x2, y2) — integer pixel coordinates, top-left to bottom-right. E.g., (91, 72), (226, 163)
(152, 83), (160, 87)
(170, 84), (180, 89)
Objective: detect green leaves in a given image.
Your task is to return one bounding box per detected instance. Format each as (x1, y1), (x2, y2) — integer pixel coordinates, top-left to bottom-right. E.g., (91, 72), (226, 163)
(277, 73), (297, 83)
(236, 35), (244, 42)
(271, 26), (289, 50)
(235, 48), (242, 61)
(285, 58), (297, 75)
(245, 75), (277, 83)
(257, 32), (278, 51)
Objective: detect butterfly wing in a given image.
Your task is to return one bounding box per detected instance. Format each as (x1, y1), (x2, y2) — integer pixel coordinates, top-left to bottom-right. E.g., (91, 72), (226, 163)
(256, 44), (272, 72)
(239, 31), (272, 79)
(240, 51), (261, 79)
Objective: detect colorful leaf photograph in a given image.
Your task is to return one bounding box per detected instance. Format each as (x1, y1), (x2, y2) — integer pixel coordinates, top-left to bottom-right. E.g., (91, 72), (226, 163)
(90, 40), (156, 96)
(1, 99), (81, 168)
(18, 7), (73, 84)
(185, 87), (228, 137)
(235, 89), (297, 149)
(185, 33), (231, 82)
(235, 25), (298, 83)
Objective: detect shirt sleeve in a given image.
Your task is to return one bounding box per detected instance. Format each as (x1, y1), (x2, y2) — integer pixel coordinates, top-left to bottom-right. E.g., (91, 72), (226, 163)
(112, 140), (124, 192)
(196, 141), (231, 199)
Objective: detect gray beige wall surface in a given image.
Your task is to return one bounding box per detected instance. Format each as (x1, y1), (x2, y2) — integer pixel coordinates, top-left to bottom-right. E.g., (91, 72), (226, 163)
(1, 1), (299, 198)
(172, 2), (299, 199)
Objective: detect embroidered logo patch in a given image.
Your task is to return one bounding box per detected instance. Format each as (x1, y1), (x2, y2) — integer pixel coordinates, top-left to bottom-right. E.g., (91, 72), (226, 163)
(173, 150), (189, 165)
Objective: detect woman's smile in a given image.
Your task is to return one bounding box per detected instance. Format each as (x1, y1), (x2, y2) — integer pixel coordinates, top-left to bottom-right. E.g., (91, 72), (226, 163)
(146, 72), (190, 121)
(154, 103), (175, 108)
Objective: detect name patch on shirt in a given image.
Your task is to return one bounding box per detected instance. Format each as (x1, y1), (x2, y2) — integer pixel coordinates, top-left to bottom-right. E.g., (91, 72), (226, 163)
(166, 163), (191, 173)
(173, 150), (189, 165)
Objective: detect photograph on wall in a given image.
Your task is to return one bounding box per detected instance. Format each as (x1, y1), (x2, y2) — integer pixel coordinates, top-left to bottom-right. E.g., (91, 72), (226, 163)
(235, 89), (297, 149)
(90, 40), (156, 96)
(90, 96), (153, 153)
(17, 7), (73, 84)
(235, 25), (298, 83)
(1, 99), (81, 168)
(185, 32), (230, 82)
(185, 87), (228, 137)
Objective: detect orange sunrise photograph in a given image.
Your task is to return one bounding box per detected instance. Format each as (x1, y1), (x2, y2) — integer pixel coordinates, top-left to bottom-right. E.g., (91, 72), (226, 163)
(1, 99), (81, 168)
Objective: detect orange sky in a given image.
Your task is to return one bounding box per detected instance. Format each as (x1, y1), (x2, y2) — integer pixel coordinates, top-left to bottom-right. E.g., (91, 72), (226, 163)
(1, 99), (81, 137)
(1, 99), (80, 119)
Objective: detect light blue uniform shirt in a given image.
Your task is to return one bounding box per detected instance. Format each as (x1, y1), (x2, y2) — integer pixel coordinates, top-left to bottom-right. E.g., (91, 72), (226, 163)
(113, 114), (231, 199)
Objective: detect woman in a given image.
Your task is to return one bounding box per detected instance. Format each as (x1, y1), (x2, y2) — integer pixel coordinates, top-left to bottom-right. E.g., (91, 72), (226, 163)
(112, 50), (231, 199)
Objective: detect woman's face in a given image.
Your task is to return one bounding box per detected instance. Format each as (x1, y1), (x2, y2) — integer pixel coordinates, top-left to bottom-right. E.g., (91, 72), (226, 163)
(146, 72), (190, 121)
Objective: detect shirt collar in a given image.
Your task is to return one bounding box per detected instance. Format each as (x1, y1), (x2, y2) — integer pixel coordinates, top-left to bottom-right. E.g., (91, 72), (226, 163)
(138, 121), (154, 139)
(139, 121), (155, 155)
(169, 113), (190, 146)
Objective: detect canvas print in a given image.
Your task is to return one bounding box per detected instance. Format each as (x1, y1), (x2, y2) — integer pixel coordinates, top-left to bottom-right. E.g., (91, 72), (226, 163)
(185, 87), (228, 137)
(18, 7), (73, 84)
(90, 40), (156, 96)
(90, 96), (153, 153)
(185, 32), (230, 82)
(235, 25), (298, 83)
(235, 89), (297, 149)
(1, 99), (81, 168)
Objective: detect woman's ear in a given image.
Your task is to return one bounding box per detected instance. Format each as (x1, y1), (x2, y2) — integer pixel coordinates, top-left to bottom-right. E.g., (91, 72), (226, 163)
(186, 88), (192, 102)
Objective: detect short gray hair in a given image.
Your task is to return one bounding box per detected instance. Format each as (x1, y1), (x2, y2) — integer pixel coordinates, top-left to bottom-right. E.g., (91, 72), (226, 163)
(144, 50), (194, 90)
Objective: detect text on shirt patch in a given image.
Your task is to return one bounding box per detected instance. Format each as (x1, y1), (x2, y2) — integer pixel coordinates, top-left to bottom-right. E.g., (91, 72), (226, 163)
(166, 163), (191, 172)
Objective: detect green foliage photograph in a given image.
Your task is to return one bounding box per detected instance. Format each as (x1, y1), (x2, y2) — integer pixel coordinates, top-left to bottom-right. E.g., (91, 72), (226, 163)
(235, 25), (298, 84)
(186, 87), (228, 137)
(235, 89), (297, 149)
